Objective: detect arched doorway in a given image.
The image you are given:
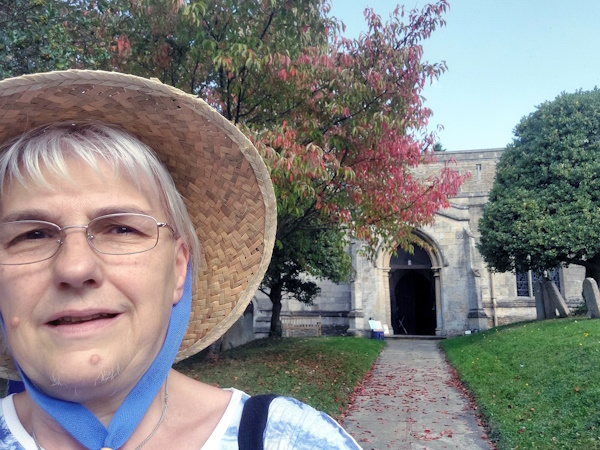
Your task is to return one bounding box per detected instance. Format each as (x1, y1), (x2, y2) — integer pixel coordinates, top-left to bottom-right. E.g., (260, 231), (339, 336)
(389, 246), (436, 335)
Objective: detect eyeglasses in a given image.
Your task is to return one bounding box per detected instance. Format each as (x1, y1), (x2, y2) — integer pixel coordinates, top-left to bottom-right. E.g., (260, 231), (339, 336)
(0, 213), (176, 265)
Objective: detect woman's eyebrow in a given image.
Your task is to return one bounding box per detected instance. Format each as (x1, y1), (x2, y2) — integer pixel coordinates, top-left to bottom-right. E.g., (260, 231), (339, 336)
(0, 209), (58, 223)
(0, 206), (155, 224)
(92, 206), (155, 218)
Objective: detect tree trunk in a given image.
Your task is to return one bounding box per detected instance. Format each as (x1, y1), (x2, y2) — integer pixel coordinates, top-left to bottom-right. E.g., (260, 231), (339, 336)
(205, 337), (223, 363)
(269, 281), (283, 337)
(585, 255), (600, 288)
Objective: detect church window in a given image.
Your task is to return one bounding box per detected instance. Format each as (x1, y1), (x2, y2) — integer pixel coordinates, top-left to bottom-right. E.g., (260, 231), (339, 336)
(516, 268), (561, 297)
(516, 272), (530, 297)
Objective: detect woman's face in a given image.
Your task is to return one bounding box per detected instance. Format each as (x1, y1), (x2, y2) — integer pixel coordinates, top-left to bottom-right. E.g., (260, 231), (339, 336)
(0, 157), (188, 403)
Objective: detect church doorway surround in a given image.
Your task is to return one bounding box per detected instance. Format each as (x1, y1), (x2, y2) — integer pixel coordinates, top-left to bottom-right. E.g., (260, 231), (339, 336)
(372, 231), (445, 337)
(388, 246), (436, 335)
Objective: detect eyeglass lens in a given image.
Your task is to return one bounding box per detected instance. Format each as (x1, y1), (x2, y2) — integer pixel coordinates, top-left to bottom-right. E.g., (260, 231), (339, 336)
(0, 214), (161, 265)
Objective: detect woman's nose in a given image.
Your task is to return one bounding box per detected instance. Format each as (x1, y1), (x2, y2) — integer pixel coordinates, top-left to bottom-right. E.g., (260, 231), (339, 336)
(52, 227), (103, 289)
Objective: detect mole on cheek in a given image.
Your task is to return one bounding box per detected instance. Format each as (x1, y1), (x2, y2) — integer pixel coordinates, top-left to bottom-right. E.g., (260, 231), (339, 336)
(9, 317), (19, 328)
(89, 354), (101, 366)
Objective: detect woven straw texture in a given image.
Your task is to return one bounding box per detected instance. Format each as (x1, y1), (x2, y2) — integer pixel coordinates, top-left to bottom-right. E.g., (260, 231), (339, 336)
(0, 70), (276, 380)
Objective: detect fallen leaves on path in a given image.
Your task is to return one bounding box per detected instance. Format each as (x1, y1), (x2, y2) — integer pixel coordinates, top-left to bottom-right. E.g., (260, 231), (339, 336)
(343, 341), (495, 449)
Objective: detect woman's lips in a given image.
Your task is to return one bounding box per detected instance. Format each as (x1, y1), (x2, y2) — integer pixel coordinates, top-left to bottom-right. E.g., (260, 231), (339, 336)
(44, 310), (122, 337)
(48, 313), (118, 326)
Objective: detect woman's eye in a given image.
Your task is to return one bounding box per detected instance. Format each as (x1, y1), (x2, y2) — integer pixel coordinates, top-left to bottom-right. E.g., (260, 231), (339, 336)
(7, 227), (58, 247)
(104, 224), (141, 235)
(91, 216), (154, 240)
(24, 230), (50, 239)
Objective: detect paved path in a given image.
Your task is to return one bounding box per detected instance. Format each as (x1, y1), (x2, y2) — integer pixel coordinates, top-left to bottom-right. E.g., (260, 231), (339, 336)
(343, 339), (493, 450)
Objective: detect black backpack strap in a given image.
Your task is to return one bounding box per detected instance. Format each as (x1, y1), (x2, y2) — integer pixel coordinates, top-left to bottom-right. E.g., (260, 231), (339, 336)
(238, 394), (278, 450)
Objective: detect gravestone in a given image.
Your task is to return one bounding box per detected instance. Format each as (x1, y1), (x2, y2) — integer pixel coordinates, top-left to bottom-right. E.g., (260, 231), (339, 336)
(542, 280), (555, 317)
(535, 279), (570, 319)
(582, 278), (600, 319)
(542, 279), (569, 318)
(534, 279), (545, 320)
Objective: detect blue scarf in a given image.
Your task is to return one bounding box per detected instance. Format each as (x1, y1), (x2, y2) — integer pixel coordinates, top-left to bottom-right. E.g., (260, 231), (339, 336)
(8, 270), (193, 449)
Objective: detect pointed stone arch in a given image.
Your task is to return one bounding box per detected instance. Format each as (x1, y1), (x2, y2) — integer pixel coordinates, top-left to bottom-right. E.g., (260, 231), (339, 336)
(375, 230), (447, 336)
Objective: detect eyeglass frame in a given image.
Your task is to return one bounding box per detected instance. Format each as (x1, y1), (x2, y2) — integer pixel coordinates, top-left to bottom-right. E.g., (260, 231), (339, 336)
(0, 213), (178, 266)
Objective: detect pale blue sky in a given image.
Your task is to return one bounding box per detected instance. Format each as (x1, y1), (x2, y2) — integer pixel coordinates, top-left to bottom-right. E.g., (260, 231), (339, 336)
(329, 1), (600, 151)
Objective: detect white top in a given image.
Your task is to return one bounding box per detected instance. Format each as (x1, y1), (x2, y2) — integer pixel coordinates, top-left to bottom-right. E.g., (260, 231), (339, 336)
(0, 390), (361, 449)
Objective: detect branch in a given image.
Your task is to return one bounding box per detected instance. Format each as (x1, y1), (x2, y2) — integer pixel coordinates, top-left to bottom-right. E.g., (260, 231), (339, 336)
(258, 286), (269, 296)
(299, 88), (390, 148)
(232, 7), (279, 124)
(259, 9), (277, 41)
(237, 93), (273, 121)
(190, 57), (201, 93)
(564, 256), (592, 269)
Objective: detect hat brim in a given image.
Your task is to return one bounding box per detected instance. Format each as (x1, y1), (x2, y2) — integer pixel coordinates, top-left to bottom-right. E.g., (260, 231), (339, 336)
(0, 70), (276, 380)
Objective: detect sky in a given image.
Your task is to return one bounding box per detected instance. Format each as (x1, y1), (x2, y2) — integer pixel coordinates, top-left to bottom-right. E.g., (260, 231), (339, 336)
(329, 0), (600, 151)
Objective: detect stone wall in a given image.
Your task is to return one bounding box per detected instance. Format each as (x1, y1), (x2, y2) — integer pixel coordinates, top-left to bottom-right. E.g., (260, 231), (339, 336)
(220, 303), (256, 350)
(283, 278), (352, 335)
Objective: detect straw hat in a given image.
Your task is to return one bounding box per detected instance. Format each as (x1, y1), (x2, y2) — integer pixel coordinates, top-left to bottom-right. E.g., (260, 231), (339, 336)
(0, 70), (277, 380)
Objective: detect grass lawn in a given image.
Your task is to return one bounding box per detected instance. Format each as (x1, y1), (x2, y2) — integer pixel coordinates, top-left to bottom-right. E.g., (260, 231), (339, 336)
(440, 317), (600, 450)
(175, 336), (385, 419)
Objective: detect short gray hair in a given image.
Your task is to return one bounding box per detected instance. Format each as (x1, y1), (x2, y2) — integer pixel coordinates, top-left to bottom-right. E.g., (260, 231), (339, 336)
(0, 122), (200, 278)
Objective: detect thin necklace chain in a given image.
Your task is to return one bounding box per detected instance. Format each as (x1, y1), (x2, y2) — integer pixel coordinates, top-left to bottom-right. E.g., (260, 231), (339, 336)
(32, 375), (169, 450)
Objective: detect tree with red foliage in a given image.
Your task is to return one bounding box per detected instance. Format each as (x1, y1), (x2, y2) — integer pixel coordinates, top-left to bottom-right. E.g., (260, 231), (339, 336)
(233, 1), (466, 333)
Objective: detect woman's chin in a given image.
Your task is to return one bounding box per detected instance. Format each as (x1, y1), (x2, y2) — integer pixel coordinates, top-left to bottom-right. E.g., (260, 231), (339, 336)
(27, 359), (127, 400)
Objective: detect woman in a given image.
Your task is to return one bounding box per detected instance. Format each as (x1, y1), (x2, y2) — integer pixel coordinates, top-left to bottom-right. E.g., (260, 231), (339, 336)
(0, 71), (361, 449)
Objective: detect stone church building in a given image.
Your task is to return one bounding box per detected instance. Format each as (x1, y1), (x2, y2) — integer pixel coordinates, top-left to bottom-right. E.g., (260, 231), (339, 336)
(224, 149), (586, 346)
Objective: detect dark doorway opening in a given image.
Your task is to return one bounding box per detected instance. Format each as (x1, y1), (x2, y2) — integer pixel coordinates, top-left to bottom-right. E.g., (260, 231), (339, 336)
(389, 246), (436, 335)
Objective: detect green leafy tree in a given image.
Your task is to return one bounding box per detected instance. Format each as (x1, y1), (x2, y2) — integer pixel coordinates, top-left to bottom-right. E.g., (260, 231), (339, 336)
(0, 0), (128, 78)
(259, 214), (352, 336)
(478, 88), (600, 284)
